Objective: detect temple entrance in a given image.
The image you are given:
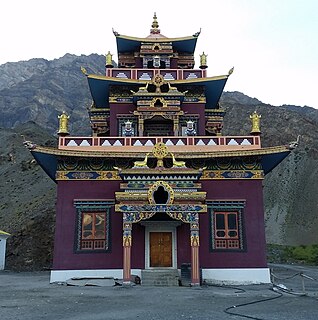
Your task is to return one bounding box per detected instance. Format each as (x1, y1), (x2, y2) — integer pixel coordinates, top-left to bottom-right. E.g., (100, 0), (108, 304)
(144, 116), (173, 136)
(150, 232), (172, 267)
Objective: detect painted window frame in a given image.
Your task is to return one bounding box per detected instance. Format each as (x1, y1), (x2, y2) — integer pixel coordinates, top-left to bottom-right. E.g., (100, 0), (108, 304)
(74, 200), (114, 253)
(208, 200), (246, 252)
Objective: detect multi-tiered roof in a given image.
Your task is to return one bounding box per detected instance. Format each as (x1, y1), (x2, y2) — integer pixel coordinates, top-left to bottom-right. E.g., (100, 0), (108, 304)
(25, 14), (293, 181)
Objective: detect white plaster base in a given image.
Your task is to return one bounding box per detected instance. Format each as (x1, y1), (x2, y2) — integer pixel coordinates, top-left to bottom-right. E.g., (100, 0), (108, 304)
(202, 268), (271, 285)
(51, 268), (271, 285)
(50, 269), (141, 283)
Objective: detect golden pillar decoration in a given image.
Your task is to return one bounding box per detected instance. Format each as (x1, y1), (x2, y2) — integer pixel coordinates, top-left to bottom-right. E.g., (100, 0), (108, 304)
(106, 51), (113, 68)
(250, 111), (261, 134)
(123, 218), (132, 285)
(57, 111), (70, 135)
(200, 52), (208, 69)
(190, 215), (200, 286)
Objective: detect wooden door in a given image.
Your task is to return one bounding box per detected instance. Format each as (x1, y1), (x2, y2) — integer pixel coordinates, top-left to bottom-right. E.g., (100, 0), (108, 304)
(150, 232), (172, 267)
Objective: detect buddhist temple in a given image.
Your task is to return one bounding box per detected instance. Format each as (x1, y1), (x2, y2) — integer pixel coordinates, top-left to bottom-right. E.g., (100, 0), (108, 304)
(25, 14), (293, 285)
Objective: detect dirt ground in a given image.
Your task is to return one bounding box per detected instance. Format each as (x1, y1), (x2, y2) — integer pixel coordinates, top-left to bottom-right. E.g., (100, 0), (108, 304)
(0, 264), (317, 320)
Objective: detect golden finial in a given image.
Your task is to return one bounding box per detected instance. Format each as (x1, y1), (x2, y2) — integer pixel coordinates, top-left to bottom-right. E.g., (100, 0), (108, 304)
(58, 111), (70, 135)
(200, 52), (208, 69)
(150, 12), (160, 34)
(80, 66), (87, 75)
(250, 111), (261, 134)
(106, 51), (113, 68)
(228, 67), (234, 76)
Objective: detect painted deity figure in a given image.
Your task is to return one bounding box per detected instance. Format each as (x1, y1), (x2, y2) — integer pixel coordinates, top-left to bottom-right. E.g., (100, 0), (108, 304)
(123, 120), (134, 137)
(185, 120), (196, 136)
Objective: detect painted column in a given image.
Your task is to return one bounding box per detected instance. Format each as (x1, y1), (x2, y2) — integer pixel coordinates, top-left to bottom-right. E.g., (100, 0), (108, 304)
(173, 116), (179, 136)
(190, 213), (200, 286)
(138, 118), (144, 136)
(123, 215), (132, 285)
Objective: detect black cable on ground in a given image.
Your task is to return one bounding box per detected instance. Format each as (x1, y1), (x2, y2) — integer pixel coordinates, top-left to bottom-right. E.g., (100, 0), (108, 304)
(203, 282), (246, 294)
(224, 288), (283, 320)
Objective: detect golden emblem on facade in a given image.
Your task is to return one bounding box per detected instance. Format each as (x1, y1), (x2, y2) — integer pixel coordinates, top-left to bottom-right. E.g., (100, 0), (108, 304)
(152, 142), (168, 167)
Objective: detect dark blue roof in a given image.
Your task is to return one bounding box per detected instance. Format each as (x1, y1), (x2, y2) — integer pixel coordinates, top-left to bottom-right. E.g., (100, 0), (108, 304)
(31, 150), (57, 182)
(116, 35), (198, 54)
(30, 147), (290, 183)
(87, 75), (229, 109)
(261, 150), (290, 175)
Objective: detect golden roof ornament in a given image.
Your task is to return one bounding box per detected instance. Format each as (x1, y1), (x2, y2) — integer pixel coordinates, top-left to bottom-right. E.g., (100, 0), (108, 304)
(228, 67), (234, 76)
(58, 111), (70, 135)
(200, 52), (208, 69)
(80, 66), (87, 75)
(106, 51), (113, 68)
(150, 12), (160, 34)
(250, 110), (261, 134)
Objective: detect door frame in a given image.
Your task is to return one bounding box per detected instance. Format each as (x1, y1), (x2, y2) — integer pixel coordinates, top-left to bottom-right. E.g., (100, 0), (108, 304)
(142, 221), (181, 269)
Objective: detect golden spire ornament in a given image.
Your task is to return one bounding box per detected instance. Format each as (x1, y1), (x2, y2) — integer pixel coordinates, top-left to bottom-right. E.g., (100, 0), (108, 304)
(150, 12), (160, 34)
(200, 52), (208, 69)
(58, 111), (70, 135)
(250, 111), (261, 134)
(106, 51), (113, 68)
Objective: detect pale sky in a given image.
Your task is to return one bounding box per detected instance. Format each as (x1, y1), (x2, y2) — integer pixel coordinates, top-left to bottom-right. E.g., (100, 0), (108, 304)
(1, 0), (317, 109)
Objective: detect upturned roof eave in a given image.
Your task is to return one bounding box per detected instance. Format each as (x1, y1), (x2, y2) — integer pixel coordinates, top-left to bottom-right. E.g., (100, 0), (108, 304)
(31, 145), (290, 159)
(86, 74), (229, 109)
(29, 145), (291, 181)
(115, 34), (199, 54)
(115, 33), (199, 43)
(87, 74), (229, 83)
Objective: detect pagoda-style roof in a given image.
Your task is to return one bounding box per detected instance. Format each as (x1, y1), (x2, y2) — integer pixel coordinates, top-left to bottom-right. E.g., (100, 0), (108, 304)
(113, 13), (200, 54)
(30, 144), (291, 182)
(115, 34), (199, 54)
(87, 74), (229, 109)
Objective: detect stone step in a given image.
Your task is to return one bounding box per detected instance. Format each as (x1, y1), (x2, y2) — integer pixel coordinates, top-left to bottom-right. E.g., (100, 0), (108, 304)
(141, 269), (179, 286)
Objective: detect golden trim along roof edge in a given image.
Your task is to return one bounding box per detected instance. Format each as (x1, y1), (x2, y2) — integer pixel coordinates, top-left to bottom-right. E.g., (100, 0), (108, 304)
(31, 145), (291, 159)
(114, 34), (199, 42)
(87, 74), (229, 83)
(0, 230), (10, 236)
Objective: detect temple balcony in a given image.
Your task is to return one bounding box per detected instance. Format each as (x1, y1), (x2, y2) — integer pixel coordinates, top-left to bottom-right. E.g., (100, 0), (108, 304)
(58, 136), (261, 153)
(105, 68), (207, 81)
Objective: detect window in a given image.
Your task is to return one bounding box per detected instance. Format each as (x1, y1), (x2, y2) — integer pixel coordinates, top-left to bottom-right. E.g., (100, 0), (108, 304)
(74, 200), (113, 253)
(214, 212), (239, 249)
(81, 212), (107, 250)
(208, 201), (245, 251)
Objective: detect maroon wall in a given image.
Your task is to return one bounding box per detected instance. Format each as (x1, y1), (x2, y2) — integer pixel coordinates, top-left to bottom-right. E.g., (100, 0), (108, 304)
(177, 224), (191, 267)
(175, 179), (267, 269)
(199, 179), (267, 268)
(53, 178), (267, 271)
(53, 180), (145, 270)
(109, 104), (135, 136)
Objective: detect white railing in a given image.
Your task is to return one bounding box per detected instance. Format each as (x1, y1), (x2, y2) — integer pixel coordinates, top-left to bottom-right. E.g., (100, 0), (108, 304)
(105, 68), (207, 81)
(58, 136), (261, 152)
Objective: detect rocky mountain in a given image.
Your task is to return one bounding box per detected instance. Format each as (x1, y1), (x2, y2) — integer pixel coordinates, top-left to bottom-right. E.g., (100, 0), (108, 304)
(0, 55), (317, 270)
(0, 54), (105, 135)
